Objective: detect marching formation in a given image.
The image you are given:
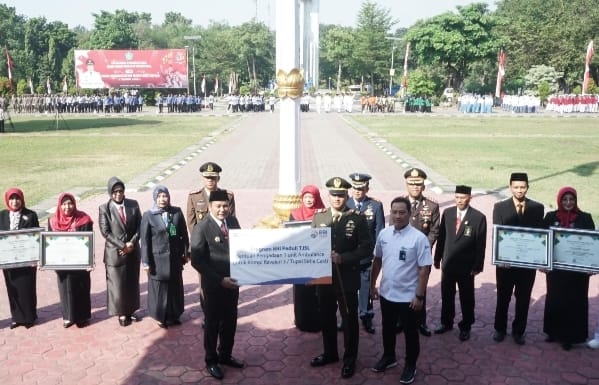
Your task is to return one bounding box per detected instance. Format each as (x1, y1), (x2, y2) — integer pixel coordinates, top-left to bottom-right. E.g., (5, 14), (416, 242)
(2, 164), (599, 384)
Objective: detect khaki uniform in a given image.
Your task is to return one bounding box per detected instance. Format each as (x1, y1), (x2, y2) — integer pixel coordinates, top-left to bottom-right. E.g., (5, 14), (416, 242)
(186, 188), (235, 231)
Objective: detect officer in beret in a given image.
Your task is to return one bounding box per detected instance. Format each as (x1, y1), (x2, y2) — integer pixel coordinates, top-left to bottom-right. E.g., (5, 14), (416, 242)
(403, 167), (440, 337)
(310, 177), (373, 379)
(347, 172), (384, 334)
(186, 161), (236, 325)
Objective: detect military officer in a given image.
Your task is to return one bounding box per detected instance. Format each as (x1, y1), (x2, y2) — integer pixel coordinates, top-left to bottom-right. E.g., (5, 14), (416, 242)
(186, 161), (236, 325)
(346, 173), (384, 334)
(310, 177), (373, 379)
(403, 168), (440, 337)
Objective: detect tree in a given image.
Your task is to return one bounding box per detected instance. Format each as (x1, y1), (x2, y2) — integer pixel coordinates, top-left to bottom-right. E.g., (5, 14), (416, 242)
(407, 3), (503, 91)
(407, 68), (436, 97)
(230, 22), (275, 91)
(321, 26), (355, 92)
(88, 10), (151, 49)
(524, 65), (562, 95)
(353, 1), (397, 94)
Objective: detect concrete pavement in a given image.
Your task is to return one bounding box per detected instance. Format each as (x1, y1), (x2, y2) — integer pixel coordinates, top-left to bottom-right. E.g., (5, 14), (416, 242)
(1, 110), (598, 385)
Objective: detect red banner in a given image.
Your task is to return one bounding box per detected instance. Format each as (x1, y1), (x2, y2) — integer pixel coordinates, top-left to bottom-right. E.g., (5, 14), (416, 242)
(74, 49), (189, 89)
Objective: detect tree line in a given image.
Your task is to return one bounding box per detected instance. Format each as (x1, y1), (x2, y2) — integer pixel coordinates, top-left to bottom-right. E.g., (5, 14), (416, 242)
(0, 0), (597, 98)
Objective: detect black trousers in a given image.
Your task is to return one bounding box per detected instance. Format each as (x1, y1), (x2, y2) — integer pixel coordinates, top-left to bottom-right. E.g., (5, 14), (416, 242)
(203, 285), (239, 366)
(380, 296), (419, 367)
(316, 284), (359, 365)
(494, 266), (536, 335)
(440, 271), (475, 330)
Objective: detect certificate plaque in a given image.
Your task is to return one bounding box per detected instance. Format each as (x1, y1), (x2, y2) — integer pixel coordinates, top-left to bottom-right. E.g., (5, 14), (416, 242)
(551, 227), (599, 273)
(40, 232), (94, 270)
(492, 225), (552, 269)
(0, 228), (43, 268)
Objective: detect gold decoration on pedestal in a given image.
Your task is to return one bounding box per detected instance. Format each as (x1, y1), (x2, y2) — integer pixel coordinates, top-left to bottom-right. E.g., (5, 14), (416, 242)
(276, 68), (304, 99)
(255, 193), (302, 228)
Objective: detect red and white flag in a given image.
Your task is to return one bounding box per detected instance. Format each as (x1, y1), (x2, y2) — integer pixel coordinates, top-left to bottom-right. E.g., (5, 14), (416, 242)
(214, 76), (219, 94)
(5, 47), (14, 90)
(46, 77), (51, 94)
(583, 40), (594, 94)
(28, 77), (34, 94)
(62, 76), (68, 93)
(201, 75), (206, 94)
(402, 42), (410, 89)
(495, 49), (506, 98)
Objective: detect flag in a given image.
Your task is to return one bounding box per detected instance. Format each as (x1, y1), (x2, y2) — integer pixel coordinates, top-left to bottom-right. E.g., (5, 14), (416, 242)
(46, 77), (51, 94)
(583, 40), (594, 94)
(5, 47), (14, 91)
(214, 76), (219, 94)
(201, 75), (206, 94)
(62, 76), (68, 93)
(28, 78), (34, 94)
(401, 42), (410, 90)
(495, 49), (506, 98)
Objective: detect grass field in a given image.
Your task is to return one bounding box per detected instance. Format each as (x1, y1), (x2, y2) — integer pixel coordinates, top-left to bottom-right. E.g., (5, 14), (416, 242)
(350, 114), (599, 224)
(0, 114), (236, 205)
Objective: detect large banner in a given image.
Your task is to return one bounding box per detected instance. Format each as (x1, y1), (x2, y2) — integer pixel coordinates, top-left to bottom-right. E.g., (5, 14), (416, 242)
(74, 49), (188, 89)
(229, 227), (332, 285)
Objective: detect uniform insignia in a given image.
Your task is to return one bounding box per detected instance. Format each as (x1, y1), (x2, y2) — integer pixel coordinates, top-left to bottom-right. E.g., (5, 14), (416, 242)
(344, 220), (356, 238)
(207, 164), (214, 172)
(334, 178), (342, 188)
(410, 169), (419, 177)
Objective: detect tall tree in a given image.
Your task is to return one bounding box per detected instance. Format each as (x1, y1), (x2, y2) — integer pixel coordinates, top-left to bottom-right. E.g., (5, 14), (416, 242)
(88, 10), (150, 49)
(406, 3), (503, 91)
(321, 26), (355, 92)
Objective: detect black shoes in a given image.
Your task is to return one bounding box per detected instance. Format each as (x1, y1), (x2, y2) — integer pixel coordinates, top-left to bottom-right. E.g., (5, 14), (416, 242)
(362, 317), (375, 334)
(512, 333), (526, 345)
(76, 320), (89, 328)
(459, 330), (471, 341)
(219, 356), (245, 368)
(419, 324), (432, 337)
(372, 356), (398, 373)
(206, 364), (224, 380)
(493, 330), (506, 342)
(341, 363), (355, 378)
(399, 365), (416, 384)
(310, 354), (339, 367)
(63, 320), (74, 328)
(9, 322), (33, 329)
(434, 324), (453, 334)
(119, 316), (131, 327)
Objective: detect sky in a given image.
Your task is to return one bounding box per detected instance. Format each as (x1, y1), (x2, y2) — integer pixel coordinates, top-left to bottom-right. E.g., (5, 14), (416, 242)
(2, 0), (496, 30)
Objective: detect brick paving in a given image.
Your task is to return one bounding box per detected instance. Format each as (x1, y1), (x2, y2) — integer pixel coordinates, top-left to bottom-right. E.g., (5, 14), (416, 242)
(1, 110), (598, 384)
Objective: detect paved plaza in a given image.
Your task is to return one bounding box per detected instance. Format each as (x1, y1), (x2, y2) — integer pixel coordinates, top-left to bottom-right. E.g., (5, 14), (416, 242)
(1, 110), (598, 384)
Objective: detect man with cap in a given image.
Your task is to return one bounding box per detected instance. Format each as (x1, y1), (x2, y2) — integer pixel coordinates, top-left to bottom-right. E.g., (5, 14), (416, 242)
(310, 177), (373, 379)
(492, 172), (544, 345)
(433, 185), (487, 341)
(403, 167), (440, 336)
(80, 58), (105, 89)
(347, 172), (384, 334)
(190, 189), (244, 380)
(187, 161), (236, 326)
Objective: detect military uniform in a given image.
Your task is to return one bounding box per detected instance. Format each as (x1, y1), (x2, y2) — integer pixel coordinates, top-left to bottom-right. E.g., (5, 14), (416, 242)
(310, 177), (373, 379)
(346, 173), (384, 334)
(403, 168), (440, 336)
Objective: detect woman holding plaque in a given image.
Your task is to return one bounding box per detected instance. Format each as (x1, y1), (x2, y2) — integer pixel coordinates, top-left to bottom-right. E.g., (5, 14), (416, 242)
(1, 188), (40, 329)
(49, 193), (94, 328)
(289, 184), (325, 332)
(542, 186), (595, 350)
(140, 185), (189, 328)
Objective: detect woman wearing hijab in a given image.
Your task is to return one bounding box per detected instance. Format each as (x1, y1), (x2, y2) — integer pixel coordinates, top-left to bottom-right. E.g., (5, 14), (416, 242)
(98, 177), (142, 327)
(542, 186), (595, 350)
(289, 184), (326, 332)
(48, 192), (94, 328)
(140, 185), (189, 328)
(0, 188), (40, 329)
(289, 184), (325, 221)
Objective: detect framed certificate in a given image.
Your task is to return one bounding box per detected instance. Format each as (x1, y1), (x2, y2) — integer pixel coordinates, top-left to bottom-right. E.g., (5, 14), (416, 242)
(551, 227), (599, 273)
(40, 232), (94, 270)
(492, 225), (552, 269)
(0, 228), (43, 268)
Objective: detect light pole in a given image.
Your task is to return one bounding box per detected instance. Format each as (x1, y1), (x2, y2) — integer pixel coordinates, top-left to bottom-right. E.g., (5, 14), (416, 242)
(385, 36), (401, 96)
(328, 76), (331, 90)
(183, 35), (202, 96)
(184, 45), (190, 94)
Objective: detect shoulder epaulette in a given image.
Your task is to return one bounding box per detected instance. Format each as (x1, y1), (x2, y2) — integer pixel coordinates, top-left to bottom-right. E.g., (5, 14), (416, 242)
(315, 208), (328, 213)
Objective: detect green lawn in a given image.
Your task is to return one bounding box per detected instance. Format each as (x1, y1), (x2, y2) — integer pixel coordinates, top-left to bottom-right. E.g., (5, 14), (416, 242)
(0, 114), (236, 205)
(350, 115), (599, 224)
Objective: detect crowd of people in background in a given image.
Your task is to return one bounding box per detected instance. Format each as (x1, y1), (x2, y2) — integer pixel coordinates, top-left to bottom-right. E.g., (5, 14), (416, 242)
(457, 94), (495, 114)
(545, 94), (599, 113)
(6, 92), (145, 114)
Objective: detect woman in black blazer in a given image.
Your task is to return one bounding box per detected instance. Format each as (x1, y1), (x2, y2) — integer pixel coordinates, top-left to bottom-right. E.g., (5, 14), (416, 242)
(0, 188), (40, 329)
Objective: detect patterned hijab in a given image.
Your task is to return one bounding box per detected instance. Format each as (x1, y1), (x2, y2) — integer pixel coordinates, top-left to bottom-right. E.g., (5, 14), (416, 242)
(4, 187), (25, 212)
(290, 184), (326, 221)
(49, 192), (93, 231)
(555, 186), (579, 228)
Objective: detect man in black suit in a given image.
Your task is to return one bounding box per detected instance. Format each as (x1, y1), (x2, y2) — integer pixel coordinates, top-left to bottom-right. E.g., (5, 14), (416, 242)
(433, 185), (487, 341)
(403, 168), (440, 337)
(309, 177), (373, 379)
(191, 190), (244, 380)
(492, 172), (544, 345)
